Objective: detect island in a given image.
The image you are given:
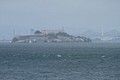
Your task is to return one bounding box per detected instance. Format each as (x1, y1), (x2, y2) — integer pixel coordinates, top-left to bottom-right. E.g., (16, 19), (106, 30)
(12, 29), (91, 43)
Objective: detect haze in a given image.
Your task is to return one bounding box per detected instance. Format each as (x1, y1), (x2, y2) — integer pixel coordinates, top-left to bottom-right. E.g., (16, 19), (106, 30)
(0, 0), (120, 40)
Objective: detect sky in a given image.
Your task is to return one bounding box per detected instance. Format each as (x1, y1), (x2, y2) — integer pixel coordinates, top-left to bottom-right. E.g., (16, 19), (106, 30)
(0, 0), (120, 40)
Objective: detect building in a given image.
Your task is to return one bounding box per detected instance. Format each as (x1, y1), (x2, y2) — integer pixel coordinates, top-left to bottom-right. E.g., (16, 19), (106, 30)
(40, 29), (64, 35)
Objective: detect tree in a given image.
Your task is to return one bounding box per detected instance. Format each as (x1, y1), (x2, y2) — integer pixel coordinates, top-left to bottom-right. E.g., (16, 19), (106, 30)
(34, 30), (41, 34)
(12, 37), (19, 42)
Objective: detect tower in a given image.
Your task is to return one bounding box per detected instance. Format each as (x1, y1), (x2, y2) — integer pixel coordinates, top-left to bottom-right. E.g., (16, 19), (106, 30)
(62, 27), (64, 32)
(30, 29), (34, 35)
(13, 29), (15, 37)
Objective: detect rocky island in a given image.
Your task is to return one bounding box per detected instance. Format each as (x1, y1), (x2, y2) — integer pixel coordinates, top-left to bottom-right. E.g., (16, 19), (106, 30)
(12, 29), (91, 43)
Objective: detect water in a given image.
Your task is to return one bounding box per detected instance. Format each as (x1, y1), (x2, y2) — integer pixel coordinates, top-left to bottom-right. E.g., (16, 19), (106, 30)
(0, 43), (120, 80)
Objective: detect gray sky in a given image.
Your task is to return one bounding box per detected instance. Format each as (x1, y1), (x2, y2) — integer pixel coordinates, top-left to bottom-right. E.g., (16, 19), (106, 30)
(0, 0), (120, 40)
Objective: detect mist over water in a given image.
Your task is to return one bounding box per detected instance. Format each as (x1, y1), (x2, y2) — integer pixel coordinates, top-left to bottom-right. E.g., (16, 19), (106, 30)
(0, 0), (120, 40)
(0, 43), (120, 80)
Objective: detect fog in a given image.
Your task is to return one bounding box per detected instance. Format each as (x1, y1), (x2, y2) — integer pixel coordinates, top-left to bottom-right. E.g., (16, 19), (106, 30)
(0, 0), (120, 40)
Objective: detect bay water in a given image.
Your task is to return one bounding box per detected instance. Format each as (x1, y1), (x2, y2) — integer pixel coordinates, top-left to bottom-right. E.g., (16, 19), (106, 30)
(0, 43), (120, 80)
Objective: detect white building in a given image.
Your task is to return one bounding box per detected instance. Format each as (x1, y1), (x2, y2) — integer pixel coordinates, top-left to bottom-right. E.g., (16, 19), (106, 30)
(41, 29), (64, 34)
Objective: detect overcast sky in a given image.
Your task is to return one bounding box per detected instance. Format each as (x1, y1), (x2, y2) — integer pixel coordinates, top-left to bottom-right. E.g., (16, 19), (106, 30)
(0, 0), (120, 40)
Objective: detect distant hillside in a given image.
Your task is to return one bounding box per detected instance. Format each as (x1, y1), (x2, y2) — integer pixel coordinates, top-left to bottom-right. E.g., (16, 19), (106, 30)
(81, 29), (120, 37)
(81, 30), (101, 37)
(104, 30), (120, 37)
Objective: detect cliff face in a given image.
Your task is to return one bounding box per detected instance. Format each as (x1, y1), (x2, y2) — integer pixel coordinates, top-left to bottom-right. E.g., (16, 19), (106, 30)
(12, 32), (91, 43)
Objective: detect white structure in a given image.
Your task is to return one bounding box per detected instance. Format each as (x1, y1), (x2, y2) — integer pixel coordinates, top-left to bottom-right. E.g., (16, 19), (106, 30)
(41, 29), (64, 34)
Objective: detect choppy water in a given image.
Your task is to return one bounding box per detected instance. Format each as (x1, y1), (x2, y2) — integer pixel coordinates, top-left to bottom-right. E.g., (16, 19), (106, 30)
(0, 43), (120, 80)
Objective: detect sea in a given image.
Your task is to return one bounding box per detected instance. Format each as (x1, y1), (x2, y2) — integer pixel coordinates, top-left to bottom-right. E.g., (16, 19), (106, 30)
(0, 43), (120, 80)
